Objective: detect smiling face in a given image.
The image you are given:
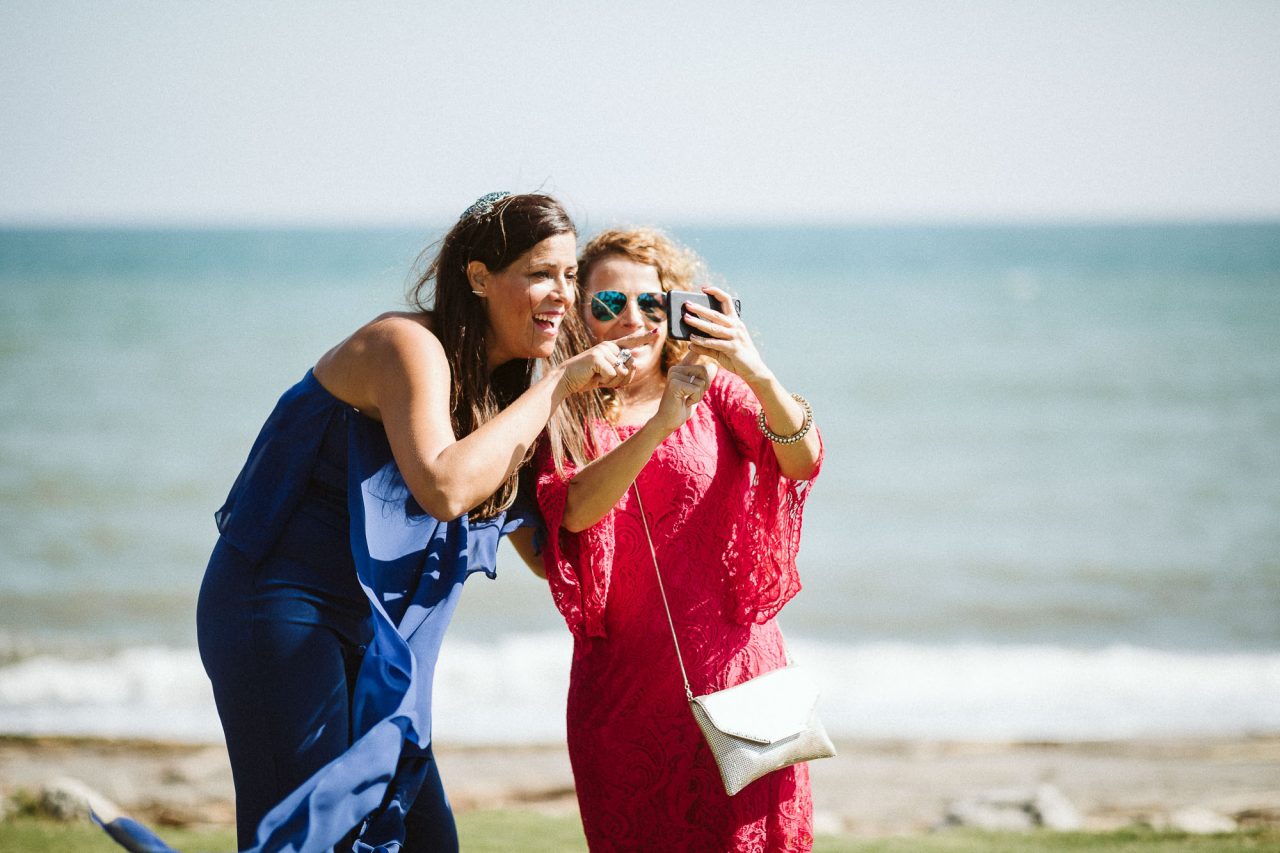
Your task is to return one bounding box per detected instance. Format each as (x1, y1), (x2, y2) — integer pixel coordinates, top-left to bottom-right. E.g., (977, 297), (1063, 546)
(582, 254), (668, 386)
(472, 231), (578, 370)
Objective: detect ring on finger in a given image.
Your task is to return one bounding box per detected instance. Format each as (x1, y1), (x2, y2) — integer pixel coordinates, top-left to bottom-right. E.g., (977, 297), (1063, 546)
(613, 348), (633, 368)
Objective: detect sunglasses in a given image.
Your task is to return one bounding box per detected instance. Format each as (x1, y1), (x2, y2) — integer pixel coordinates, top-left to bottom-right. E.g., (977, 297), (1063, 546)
(589, 290), (667, 323)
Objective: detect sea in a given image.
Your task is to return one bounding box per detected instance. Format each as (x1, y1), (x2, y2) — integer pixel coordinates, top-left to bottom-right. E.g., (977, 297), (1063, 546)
(1, 223), (1278, 745)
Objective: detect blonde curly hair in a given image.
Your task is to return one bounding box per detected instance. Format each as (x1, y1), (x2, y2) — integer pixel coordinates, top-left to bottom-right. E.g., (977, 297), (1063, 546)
(577, 227), (713, 426)
(577, 227), (712, 372)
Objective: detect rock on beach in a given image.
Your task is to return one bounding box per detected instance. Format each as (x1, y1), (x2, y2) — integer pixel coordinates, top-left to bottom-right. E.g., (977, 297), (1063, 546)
(1, 734), (1278, 837)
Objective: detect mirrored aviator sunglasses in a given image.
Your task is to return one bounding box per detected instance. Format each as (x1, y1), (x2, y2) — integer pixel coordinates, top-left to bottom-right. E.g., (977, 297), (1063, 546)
(590, 290), (667, 322)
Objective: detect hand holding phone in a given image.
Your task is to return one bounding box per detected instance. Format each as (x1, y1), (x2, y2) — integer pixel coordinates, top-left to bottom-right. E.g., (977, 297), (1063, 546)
(667, 291), (742, 341)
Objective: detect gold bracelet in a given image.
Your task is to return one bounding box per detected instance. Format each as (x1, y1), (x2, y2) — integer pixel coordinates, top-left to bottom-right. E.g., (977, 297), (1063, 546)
(757, 393), (813, 444)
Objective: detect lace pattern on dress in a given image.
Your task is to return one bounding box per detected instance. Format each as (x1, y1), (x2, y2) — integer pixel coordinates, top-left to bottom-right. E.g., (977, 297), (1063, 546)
(706, 371), (824, 625)
(535, 429), (623, 639)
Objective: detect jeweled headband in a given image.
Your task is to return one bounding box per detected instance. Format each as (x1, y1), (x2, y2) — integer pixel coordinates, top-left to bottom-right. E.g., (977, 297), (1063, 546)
(460, 191), (511, 220)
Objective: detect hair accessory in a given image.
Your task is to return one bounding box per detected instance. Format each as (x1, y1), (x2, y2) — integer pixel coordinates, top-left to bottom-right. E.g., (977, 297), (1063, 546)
(460, 191), (512, 220)
(758, 393), (813, 444)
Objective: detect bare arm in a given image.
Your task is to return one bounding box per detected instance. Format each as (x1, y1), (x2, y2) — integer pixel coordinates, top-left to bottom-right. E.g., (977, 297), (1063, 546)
(561, 358), (711, 532)
(506, 527), (545, 578)
(739, 373), (821, 480)
(684, 286), (820, 480)
(561, 420), (670, 533)
(316, 315), (658, 521)
(372, 325), (560, 520)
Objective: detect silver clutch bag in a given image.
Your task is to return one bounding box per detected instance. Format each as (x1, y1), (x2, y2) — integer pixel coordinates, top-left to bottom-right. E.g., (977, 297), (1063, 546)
(631, 483), (836, 797)
(689, 662), (836, 795)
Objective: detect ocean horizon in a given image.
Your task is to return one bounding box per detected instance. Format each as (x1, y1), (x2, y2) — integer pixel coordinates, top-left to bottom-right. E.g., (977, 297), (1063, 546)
(1, 222), (1278, 743)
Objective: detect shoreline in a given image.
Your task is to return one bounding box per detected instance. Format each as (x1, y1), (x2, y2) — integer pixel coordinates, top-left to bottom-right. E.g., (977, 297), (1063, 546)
(2, 734), (1277, 836)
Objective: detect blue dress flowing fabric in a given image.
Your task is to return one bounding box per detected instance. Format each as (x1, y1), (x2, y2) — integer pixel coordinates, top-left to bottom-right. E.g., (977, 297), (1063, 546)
(161, 369), (529, 852)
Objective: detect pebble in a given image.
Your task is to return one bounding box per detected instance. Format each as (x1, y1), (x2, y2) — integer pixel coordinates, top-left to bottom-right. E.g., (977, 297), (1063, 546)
(1168, 806), (1237, 834)
(943, 783), (1081, 831)
(34, 777), (123, 823)
(1033, 782), (1083, 830)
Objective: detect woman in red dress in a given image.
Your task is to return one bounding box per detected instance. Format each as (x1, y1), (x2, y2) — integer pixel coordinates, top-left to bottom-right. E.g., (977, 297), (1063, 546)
(536, 228), (823, 851)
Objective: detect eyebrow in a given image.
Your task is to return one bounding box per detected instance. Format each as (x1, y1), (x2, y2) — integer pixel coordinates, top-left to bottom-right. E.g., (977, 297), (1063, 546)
(527, 257), (575, 269)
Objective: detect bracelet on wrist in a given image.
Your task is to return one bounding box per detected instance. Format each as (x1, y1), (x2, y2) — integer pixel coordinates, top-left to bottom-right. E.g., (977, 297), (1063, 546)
(757, 393), (813, 445)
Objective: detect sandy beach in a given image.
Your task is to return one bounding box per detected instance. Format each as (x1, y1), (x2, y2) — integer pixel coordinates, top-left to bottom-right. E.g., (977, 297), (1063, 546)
(2, 734), (1276, 837)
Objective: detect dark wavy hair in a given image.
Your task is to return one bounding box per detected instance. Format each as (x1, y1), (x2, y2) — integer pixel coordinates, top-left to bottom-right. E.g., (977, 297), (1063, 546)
(408, 193), (604, 519)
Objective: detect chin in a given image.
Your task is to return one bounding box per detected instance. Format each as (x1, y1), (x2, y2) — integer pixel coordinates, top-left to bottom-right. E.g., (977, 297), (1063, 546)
(530, 341), (559, 361)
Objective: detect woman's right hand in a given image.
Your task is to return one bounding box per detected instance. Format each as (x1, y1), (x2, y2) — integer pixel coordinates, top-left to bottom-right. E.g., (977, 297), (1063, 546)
(557, 329), (659, 396)
(651, 354), (711, 433)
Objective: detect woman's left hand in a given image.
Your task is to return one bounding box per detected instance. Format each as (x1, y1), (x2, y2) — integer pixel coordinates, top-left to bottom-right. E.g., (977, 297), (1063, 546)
(683, 285), (771, 384)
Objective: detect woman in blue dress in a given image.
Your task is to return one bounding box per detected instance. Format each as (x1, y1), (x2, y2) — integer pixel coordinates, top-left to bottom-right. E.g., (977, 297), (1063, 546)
(193, 193), (657, 852)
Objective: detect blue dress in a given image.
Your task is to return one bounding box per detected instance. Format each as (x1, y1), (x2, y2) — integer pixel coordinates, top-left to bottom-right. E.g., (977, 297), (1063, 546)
(187, 369), (529, 852)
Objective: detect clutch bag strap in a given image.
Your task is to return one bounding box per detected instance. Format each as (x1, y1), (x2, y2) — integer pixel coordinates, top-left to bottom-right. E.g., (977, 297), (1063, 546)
(629, 482), (696, 701)
(616, 418), (790, 700)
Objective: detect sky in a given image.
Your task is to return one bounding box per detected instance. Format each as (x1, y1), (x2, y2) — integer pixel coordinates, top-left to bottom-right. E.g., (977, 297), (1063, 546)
(1, 1), (1279, 227)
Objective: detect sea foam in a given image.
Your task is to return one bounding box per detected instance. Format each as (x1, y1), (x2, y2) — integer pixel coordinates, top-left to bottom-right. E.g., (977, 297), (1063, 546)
(1, 636), (1277, 744)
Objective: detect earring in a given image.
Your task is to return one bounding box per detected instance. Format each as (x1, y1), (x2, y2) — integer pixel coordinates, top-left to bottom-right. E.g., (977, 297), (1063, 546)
(472, 290), (485, 297)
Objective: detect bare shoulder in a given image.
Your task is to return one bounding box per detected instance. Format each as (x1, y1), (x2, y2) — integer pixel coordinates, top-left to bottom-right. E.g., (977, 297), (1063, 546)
(359, 311), (443, 357)
(314, 312), (446, 415)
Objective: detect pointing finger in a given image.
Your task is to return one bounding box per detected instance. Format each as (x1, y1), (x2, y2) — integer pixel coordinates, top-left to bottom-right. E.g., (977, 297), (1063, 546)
(612, 328), (661, 350)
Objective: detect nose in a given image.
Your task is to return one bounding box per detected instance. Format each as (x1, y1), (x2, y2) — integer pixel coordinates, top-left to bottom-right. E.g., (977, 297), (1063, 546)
(551, 273), (573, 303)
(617, 296), (645, 330)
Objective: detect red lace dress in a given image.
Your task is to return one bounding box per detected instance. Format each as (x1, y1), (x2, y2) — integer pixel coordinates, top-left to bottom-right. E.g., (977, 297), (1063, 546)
(536, 370), (822, 852)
